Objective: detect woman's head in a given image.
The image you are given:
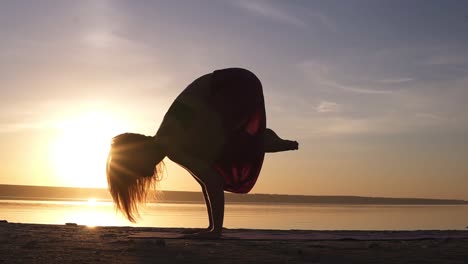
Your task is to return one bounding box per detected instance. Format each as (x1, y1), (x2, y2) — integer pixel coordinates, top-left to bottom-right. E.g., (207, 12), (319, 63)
(106, 133), (166, 222)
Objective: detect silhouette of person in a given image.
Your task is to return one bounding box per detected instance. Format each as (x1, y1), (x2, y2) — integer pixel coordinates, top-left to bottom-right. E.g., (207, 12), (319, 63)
(107, 68), (298, 238)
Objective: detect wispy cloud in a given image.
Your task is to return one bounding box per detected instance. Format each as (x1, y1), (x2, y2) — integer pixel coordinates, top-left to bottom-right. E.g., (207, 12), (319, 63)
(298, 60), (394, 94)
(0, 121), (53, 133)
(286, 116), (388, 137)
(316, 101), (340, 113)
(322, 118), (373, 135)
(308, 11), (338, 32)
(423, 54), (468, 66)
(377, 78), (414, 84)
(234, 0), (306, 27)
(323, 80), (393, 94)
(289, 110), (459, 138)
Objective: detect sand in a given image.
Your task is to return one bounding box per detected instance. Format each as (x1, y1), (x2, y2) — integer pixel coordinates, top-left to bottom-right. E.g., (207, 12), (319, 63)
(1, 221), (467, 264)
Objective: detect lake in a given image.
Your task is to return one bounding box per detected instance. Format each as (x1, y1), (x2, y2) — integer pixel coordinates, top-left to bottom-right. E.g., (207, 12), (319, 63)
(1, 199), (467, 230)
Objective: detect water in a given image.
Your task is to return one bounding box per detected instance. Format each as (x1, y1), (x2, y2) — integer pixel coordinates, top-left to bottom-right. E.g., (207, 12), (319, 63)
(1, 199), (467, 230)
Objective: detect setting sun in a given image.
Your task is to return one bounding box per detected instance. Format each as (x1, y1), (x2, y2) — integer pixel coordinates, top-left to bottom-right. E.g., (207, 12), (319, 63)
(52, 111), (127, 188)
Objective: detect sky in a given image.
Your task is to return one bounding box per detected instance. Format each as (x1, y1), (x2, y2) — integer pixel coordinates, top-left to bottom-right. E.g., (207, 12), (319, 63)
(1, 0), (467, 200)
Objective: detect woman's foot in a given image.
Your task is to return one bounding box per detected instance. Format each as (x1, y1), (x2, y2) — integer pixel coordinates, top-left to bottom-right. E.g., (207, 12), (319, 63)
(263, 128), (299, 153)
(284, 140), (299, 150)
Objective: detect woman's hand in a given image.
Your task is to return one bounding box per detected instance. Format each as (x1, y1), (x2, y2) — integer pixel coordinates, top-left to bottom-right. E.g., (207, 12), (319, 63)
(180, 228), (205, 234)
(182, 229), (222, 239)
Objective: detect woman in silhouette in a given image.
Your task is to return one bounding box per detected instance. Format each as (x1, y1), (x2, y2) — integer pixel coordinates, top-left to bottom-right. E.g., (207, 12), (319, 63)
(107, 68), (298, 238)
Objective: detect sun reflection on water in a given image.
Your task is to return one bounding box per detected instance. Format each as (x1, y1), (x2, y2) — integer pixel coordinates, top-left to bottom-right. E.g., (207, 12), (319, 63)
(3, 200), (468, 230)
(86, 198), (98, 206)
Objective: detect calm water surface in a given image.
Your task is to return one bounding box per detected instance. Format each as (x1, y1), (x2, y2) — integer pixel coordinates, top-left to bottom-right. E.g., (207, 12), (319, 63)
(1, 200), (467, 230)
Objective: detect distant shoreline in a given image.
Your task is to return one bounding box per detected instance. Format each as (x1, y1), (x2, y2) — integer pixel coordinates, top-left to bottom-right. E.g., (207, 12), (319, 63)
(1, 184), (467, 205)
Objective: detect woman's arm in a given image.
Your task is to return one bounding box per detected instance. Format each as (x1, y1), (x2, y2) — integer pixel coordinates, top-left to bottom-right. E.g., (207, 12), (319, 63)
(166, 145), (225, 238)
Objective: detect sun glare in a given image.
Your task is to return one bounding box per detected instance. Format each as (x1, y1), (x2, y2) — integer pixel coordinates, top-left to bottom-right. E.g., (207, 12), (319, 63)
(87, 198), (98, 206)
(52, 111), (127, 188)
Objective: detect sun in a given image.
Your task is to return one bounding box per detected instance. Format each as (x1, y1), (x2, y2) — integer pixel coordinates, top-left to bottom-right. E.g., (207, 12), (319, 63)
(52, 110), (127, 188)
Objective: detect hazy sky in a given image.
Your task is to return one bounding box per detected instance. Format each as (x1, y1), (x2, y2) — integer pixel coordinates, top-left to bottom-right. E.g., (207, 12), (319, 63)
(1, 1), (467, 199)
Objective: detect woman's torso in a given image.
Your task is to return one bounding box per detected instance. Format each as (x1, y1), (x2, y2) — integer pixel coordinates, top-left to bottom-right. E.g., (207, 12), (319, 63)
(155, 73), (226, 163)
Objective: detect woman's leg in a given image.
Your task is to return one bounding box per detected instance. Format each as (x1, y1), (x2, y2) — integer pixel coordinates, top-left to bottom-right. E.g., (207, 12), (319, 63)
(181, 177), (214, 234)
(263, 128), (299, 153)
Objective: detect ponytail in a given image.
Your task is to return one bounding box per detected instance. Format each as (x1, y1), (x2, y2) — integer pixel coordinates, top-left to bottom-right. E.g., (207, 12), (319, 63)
(106, 133), (165, 222)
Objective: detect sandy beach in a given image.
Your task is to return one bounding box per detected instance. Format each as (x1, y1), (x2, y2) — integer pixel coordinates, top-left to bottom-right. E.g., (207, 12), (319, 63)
(1, 221), (467, 264)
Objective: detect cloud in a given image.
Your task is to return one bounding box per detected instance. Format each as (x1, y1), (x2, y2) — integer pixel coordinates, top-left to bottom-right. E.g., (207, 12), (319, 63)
(323, 80), (393, 94)
(423, 55), (468, 66)
(322, 118), (372, 135)
(414, 113), (446, 122)
(377, 78), (414, 84)
(234, 0), (306, 27)
(299, 60), (394, 94)
(375, 46), (468, 71)
(234, 2), (337, 31)
(316, 101), (340, 113)
(286, 116), (384, 137)
(308, 11), (338, 32)
(290, 111), (458, 139)
(0, 121), (52, 133)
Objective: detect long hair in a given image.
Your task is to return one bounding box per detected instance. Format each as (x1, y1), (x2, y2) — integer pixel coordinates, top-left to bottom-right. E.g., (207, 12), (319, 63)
(106, 133), (165, 222)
